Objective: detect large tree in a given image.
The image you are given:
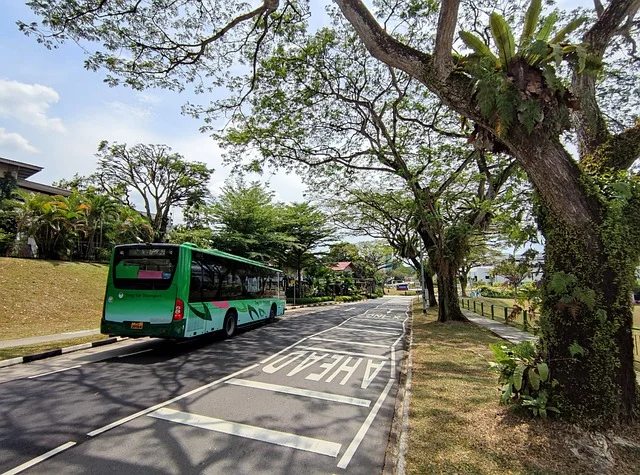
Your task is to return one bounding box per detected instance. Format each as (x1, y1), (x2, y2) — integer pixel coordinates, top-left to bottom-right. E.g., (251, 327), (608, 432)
(323, 183), (438, 306)
(207, 178), (290, 263)
(91, 141), (213, 241)
(21, 0), (640, 425)
(277, 202), (336, 294)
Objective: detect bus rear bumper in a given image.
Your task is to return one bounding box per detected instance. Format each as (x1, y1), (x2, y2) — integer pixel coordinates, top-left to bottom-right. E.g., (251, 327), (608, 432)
(101, 319), (186, 339)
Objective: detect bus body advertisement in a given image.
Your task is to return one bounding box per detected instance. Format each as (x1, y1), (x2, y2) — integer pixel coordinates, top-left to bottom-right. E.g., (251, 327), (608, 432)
(101, 243), (286, 339)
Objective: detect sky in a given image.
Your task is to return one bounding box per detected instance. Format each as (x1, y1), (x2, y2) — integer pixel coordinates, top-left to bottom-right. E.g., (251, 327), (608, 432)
(0, 0), (591, 221)
(0, 0), (312, 211)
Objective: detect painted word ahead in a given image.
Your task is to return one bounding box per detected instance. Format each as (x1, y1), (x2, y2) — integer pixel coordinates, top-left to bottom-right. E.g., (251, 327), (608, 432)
(262, 350), (386, 389)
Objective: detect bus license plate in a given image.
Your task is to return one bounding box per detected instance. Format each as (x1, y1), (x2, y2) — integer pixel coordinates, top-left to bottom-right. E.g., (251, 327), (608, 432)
(131, 322), (143, 329)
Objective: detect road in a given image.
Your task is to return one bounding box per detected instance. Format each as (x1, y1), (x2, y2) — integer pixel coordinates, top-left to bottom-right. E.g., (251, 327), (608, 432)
(0, 296), (411, 474)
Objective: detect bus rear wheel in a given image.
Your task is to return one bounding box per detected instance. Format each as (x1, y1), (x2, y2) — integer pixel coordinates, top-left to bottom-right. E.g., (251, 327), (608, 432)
(269, 304), (277, 323)
(222, 310), (237, 339)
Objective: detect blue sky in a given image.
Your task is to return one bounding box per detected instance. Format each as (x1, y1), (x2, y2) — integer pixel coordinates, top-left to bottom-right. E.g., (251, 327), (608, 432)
(0, 0), (589, 213)
(0, 0), (311, 208)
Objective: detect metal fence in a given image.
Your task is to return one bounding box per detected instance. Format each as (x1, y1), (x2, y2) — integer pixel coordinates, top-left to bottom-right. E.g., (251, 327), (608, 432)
(460, 297), (640, 362)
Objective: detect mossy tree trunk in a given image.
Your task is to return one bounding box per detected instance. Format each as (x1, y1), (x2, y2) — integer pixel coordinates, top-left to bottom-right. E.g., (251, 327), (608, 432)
(436, 257), (466, 321)
(538, 201), (639, 424)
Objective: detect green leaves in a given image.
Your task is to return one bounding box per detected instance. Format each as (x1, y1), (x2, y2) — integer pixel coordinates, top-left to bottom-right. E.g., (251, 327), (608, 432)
(489, 341), (559, 418)
(569, 341), (586, 358)
(519, 0), (542, 48)
(459, 31), (498, 64)
(490, 13), (515, 67)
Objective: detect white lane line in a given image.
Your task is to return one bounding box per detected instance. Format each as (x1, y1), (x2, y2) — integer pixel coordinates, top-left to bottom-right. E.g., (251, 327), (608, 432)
(2, 441), (76, 475)
(117, 348), (154, 358)
(28, 366), (81, 379)
(226, 378), (371, 407)
(337, 378), (395, 469)
(148, 408), (342, 457)
(260, 317), (358, 365)
(309, 337), (388, 348)
(87, 364), (259, 437)
(343, 322), (404, 331)
(296, 346), (388, 360)
(337, 327), (400, 336)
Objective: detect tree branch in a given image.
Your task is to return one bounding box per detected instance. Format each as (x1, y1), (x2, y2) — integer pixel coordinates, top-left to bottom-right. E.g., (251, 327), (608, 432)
(434, 0), (461, 79)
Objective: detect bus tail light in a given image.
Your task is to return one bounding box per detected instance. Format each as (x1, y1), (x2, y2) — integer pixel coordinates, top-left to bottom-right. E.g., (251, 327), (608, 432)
(173, 298), (185, 321)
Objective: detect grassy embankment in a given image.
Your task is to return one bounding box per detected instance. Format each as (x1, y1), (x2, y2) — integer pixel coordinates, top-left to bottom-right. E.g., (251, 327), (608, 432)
(406, 302), (640, 474)
(0, 257), (109, 359)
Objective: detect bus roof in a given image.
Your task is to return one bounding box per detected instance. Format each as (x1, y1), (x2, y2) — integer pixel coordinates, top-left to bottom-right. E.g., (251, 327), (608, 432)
(114, 243), (282, 273)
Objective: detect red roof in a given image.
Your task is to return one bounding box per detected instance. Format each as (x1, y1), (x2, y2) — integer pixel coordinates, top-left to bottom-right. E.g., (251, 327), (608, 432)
(330, 262), (354, 272)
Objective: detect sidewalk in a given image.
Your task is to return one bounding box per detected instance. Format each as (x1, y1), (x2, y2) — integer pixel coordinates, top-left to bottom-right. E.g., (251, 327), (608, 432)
(0, 329), (101, 349)
(462, 309), (538, 344)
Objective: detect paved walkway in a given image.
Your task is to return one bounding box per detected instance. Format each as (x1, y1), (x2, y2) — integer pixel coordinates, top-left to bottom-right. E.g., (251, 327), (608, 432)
(462, 309), (538, 344)
(0, 329), (101, 349)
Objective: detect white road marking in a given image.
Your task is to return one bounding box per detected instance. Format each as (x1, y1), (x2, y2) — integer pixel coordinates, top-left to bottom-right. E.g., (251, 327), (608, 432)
(148, 408), (342, 457)
(87, 364), (259, 437)
(260, 318), (357, 365)
(296, 346), (388, 360)
(309, 337), (388, 348)
(337, 378), (395, 469)
(337, 327), (400, 336)
(117, 348), (154, 358)
(226, 378), (371, 407)
(28, 366), (81, 379)
(342, 322), (404, 331)
(2, 441), (76, 475)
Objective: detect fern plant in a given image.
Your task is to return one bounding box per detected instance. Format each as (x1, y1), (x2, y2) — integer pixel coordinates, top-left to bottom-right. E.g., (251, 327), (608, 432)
(458, 0), (596, 136)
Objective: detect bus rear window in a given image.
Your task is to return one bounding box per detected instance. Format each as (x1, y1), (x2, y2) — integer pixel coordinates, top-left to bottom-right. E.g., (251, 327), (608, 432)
(113, 246), (179, 290)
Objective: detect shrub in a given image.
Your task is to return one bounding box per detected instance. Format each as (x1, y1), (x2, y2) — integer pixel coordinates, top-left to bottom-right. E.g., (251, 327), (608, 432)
(489, 341), (559, 418)
(476, 283), (515, 298)
(286, 296), (333, 305)
(335, 295), (366, 303)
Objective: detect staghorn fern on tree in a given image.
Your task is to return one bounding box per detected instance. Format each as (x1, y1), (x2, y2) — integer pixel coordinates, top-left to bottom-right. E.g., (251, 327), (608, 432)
(457, 0), (598, 137)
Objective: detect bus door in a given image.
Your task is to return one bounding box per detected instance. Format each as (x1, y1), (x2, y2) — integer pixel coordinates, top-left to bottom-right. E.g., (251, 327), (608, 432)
(104, 246), (179, 327)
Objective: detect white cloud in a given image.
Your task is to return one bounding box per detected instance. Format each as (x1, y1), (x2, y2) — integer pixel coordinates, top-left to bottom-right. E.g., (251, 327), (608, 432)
(0, 127), (38, 153)
(107, 100), (152, 119)
(0, 79), (66, 132)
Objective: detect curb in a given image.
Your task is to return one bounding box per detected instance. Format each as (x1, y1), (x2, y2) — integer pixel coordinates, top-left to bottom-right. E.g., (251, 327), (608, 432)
(383, 306), (414, 475)
(0, 337), (123, 369)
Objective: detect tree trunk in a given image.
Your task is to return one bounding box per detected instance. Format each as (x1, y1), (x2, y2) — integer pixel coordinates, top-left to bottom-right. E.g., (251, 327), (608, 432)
(459, 274), (468, 297)
(425, 269), (437, 307)
(539, 205), (638, 426)
(436, 259), (465, 322)
(410, 255), (437, 307)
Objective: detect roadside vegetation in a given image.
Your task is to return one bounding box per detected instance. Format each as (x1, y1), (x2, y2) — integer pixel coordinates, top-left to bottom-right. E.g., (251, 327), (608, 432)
(406, 302), (640, 474)
(0, 257), (107, 340)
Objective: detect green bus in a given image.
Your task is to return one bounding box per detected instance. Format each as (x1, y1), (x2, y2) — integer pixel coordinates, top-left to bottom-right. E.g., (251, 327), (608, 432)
(101, 242), (286, 339)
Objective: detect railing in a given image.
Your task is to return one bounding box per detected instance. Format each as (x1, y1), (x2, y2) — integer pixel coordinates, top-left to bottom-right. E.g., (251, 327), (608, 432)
(459, 297), (538, 332)
(460, 297), (640, 362)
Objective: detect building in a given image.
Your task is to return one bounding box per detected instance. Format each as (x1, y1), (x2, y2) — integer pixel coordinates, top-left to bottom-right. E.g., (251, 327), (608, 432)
(0, 157), (70, 197)
(328, 261), (356, 274)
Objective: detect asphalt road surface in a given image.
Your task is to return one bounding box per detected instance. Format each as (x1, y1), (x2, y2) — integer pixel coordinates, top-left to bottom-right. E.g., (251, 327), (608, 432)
(0, 296), (411, 474)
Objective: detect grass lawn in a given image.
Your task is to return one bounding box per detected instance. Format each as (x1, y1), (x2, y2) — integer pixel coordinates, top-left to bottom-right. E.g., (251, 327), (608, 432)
(0, 257), (108, 340)
(406, 302), (640, 474)
(0, 334), (109, 360)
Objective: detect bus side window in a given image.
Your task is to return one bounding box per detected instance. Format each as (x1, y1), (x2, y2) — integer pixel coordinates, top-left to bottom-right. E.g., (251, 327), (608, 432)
(189, 252), (204, 302)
